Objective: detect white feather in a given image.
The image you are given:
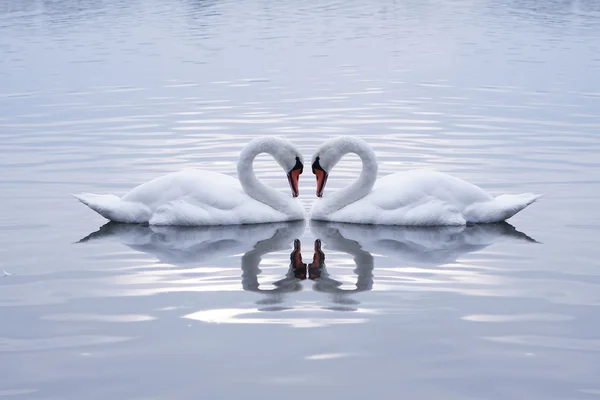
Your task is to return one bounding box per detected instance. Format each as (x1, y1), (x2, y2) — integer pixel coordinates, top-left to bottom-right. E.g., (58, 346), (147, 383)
(310, 136), (542, 226)
(73, 137), (305, 225)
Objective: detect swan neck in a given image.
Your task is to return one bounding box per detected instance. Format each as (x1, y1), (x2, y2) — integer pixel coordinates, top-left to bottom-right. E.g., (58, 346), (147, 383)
(237, 141), (292, 214)
(325, 142), (378, 212)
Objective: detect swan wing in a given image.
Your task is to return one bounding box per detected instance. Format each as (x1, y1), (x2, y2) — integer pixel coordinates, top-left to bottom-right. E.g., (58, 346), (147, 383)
(122, 169), (244, 210)
(325, 170), (484, 225)
(370, 170), (493, 210)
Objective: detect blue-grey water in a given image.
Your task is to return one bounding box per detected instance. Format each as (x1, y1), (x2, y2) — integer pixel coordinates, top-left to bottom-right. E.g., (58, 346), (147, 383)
(1, 0), (600, 398)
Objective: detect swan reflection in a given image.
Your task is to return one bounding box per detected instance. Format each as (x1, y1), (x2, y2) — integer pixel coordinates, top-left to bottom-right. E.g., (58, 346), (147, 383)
(77, 220), (376, 308)
(308, 236), (374, 310)
(241, 238), (306, 307)
(77, 220), (305, 265)
(309, 221), (538, 309)
(78, 220), (536, 295)
(310, 221), (538, 266)
(242, 237), (375, 310)
(77, 220), (537, 325)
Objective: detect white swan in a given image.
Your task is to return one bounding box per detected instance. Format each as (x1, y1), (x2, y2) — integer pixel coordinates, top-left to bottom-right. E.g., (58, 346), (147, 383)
(73, 137), (305, 225)
(310, 136), (542, 226)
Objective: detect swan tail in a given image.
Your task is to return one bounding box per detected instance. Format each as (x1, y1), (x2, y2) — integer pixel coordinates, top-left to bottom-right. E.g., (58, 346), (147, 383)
(72, 193), (151, 223)
(465, 193), (543, 223)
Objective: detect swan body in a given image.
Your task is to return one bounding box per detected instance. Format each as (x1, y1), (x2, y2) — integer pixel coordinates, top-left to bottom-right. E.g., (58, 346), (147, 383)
(310, 136), (541, 226)
(73, 137), (305, 225)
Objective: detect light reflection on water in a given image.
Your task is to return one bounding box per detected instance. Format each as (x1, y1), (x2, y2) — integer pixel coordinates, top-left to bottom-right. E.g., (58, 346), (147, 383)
(1, 0), (600, 398)
(67, 221), (541, 327)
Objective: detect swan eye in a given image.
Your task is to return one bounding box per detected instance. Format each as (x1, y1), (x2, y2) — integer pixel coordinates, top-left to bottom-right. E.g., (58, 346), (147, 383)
(312, 156), (325, 174)
(290, 156), (303, 173)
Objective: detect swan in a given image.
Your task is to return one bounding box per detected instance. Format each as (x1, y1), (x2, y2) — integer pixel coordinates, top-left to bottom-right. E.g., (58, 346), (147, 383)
(73, 137), (305, 225)
(310, 136), (542, 226)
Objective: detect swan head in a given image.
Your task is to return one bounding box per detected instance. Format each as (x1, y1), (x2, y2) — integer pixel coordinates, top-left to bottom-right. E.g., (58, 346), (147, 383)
(259, 137), (304, 197)
(239, 136), (304, 198)
(311, 136), (376, 198)
(310, 137), (353, 197)
(311, 137), (346, 197)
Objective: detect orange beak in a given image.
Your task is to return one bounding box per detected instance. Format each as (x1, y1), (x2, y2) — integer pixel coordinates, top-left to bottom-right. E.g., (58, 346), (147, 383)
(315, 169), (328, 198)
(312, 156), (328, 198)
(287, 168), (301, 198)
(287, 157), (303, 198)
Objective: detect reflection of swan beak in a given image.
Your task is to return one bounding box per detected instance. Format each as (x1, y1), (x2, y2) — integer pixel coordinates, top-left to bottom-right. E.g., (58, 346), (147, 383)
(291, 239), (307, 279)
(310, 239), (325, 267)
(309, 239), (325, 279)
(291, 239), (303, 264)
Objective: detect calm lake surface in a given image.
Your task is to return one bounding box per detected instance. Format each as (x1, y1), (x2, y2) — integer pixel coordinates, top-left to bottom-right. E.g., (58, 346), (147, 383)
(1, 0), (600, 398)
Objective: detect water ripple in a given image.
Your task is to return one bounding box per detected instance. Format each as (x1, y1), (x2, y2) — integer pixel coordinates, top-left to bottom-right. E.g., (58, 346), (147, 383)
(1, 0), (599, 397)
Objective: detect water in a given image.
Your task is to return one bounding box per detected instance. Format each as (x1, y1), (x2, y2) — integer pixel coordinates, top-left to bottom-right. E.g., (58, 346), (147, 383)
(1, 0), (600, 398)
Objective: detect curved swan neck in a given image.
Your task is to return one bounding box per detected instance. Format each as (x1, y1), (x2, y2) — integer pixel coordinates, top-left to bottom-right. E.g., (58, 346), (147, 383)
(319, 137), (378, 212)
(241, 223), (305, 291)
(316, 224), (375, 277)
(237, 137), (297, 213)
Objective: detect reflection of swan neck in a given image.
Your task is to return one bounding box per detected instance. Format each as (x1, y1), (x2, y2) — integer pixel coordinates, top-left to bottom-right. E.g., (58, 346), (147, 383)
(240, 250), (262, 292)
(310, 229), (375, 294)
(237, 138), (291, 212)
(240, 223), (304, 295)
(322, 138), (378, 212)
(352, 250), (374, 292)
(333, 242), (374, 293)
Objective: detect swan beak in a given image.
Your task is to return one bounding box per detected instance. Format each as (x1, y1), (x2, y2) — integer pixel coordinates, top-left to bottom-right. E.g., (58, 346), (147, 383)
(315, 169), (328, 198)
(312, 156), (328, 197)
(287, 157), (303, 197)
(287, 168), (302, 198)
